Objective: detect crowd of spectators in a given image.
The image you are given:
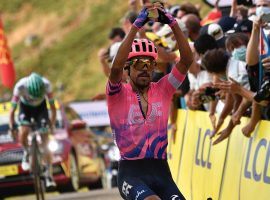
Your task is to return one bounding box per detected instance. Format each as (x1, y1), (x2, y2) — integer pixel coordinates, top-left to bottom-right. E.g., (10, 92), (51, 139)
(98, 0), (270, 145)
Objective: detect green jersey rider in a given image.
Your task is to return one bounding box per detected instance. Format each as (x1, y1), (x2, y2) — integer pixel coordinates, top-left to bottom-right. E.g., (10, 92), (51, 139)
(9, 72), (57, 188)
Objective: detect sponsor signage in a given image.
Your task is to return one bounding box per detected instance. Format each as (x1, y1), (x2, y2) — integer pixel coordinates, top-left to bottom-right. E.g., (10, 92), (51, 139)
(69, 101), (110, 127)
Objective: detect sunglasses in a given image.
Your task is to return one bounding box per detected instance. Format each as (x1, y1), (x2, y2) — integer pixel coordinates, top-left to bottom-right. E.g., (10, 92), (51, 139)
(126, 58), (157, 71)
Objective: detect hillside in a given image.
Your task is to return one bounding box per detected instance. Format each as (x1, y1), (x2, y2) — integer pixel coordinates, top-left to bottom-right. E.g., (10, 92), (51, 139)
(0, 0), (210, 102)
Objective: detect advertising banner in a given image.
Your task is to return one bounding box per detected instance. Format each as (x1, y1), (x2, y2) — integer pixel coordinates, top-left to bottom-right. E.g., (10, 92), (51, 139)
(170, 110), (270, 200)
(177, 110), (197, 199)
(219, 117), (249, 200)
(168, 110), (187, 181)
(191, 111), (228, 200)
(240, 120), (270, 200)
(69, 100), (110, 127)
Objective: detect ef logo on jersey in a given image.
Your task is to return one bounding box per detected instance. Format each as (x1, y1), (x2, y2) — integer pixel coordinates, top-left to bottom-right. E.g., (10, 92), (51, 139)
(122, 181), (133, 196)
(170, 194), (180, 200)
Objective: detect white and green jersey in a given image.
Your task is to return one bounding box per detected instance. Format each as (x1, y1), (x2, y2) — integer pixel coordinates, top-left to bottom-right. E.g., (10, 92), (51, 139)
(11, 77), (54, 107)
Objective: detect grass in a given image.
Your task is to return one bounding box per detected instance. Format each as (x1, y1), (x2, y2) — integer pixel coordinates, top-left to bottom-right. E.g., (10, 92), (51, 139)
(1, 0), (211, 102)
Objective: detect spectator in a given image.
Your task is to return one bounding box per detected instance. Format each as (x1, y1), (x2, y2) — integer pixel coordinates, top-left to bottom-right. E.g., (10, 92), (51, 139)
(181, 14), (201, 42)
(218, 16), (237, 33)
(204, 23), (226, 49)
(201, 0), (222, 25)
(226, 32), (249, 62)
(241, 0), (270, 136)
(185, 34), (217, 111)
(98, 27), (126, 78)
(121, 11), (138, 34)
(201, 48), (250, 144)
(176, 2), (201, 19)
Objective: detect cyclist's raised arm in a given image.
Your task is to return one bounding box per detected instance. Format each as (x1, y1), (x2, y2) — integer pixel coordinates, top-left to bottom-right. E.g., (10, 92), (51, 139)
(109, 7), (149, 84)
(157, 8), (193, 75)
(172, 20), (193, 74)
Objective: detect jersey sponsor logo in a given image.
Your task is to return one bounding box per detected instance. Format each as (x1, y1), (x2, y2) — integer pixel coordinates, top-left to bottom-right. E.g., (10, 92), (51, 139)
(148, 102), (162, 122)
(135, 189), (146, 200)
(127, 102), (162, 125)
(19, 113), (26, 121)
(170, 194), (180, 200)
(122, 181), (133, 196)
(128, 105), (144, 125)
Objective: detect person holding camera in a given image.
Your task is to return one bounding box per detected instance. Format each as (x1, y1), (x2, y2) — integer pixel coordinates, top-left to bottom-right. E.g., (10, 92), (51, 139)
(201, 48), (250, 145)
(236, 0), (270, 136)
(106, 5), (193, 200)
(185, 34), (218, 111)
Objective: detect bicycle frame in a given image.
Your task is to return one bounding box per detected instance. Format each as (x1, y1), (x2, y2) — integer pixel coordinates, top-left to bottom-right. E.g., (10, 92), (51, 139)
(29, 123), (47, 200)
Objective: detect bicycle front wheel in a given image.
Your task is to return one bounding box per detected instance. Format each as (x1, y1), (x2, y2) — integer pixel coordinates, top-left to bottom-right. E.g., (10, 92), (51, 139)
(32, 137), (45, 200)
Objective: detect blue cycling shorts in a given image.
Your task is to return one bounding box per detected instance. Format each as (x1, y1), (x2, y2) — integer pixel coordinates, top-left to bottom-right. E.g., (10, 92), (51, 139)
(117, 159), (185, 200)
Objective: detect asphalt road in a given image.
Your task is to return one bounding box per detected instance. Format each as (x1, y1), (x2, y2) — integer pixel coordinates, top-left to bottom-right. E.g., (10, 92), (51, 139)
(48, 189), (121, 200)
(4, 188), (122, 200)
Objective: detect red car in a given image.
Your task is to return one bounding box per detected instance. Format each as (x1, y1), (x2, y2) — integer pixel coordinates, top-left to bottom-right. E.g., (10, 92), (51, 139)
(0, 101), (106, 197)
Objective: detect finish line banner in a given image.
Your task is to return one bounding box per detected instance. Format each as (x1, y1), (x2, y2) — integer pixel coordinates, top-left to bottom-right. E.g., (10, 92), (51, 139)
(168, 110), (270, 200)
(69, 100), (110, 127)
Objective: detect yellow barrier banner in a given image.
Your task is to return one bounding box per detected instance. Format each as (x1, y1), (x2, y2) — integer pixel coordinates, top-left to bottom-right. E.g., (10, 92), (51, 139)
(177, 110), (197, 199)
(191, 111), (228, 200)
(168, 110), (187, 181)
(219, 117), (249, 200)
(0, 102), (12, 114)
(170, 110), (270, 200)
(240, 120), (270, 200)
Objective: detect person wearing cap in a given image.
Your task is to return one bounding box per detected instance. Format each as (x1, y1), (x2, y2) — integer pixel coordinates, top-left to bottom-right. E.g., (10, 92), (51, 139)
(107, 5), (192, 200)
(156, 18), (189, 49)
(204, 23), (226, 48)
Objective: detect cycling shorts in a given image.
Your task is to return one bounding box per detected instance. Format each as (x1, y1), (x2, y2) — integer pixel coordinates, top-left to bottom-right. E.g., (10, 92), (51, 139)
(18, 100), (50, 131)
(117, 159), (185, 200)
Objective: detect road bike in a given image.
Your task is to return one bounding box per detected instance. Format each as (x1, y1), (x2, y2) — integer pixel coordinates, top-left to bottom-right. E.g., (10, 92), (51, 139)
(29, 119), (49, 200)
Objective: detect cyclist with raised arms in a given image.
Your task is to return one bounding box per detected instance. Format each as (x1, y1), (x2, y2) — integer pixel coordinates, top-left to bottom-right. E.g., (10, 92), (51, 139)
(106, 5), (193, 200)
(9, 72), (56, 188)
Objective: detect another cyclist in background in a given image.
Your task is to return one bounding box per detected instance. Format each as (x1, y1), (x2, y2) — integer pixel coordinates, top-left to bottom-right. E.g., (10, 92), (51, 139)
(107, 5), (193, 200)
(9, 72), (56, 188)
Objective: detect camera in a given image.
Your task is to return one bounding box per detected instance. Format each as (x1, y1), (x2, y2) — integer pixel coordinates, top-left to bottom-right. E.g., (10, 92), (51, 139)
(199, 87), (220, 104)
(261, 13), (270, 23)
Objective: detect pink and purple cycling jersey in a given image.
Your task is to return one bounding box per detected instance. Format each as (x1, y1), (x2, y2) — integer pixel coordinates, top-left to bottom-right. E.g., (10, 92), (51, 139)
(106, 67), (186, 160)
